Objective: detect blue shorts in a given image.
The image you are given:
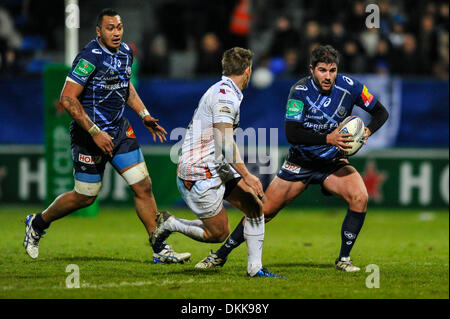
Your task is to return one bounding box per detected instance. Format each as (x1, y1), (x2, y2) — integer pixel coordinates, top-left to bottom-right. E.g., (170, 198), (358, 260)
(70, 117), (144, 183)
(277, 155), (349, 195)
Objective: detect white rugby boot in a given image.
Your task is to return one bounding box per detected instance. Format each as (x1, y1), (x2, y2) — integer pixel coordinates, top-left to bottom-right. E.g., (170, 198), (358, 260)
(335, 256), (361, 272)
(195, 250), (227, 269)
(153, 244), (191, 264)
(23, 214), (45, 259)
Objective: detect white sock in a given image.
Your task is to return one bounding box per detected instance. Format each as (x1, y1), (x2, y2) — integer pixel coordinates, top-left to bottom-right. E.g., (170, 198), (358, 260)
(244, 215), (265, 276)
(165, 217), (205, 241)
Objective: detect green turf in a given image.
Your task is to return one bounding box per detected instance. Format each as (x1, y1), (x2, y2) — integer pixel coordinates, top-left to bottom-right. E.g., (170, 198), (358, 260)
(0, 206), (448, 299)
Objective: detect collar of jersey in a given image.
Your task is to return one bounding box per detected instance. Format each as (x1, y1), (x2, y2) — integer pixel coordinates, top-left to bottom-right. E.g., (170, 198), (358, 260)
(95, 38), (118, 56)
(221, 76), (243, 101)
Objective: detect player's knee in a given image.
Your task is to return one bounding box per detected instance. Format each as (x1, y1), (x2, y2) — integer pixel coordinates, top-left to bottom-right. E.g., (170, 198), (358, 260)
(73, 191), (97, 208)
(348, 190), (369, 209)
(131, 176), (153, 199)
(206, 226), (229, 243)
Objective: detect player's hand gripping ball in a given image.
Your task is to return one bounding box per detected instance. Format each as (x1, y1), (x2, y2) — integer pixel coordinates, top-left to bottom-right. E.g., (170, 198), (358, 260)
(338, 116), (365, 156)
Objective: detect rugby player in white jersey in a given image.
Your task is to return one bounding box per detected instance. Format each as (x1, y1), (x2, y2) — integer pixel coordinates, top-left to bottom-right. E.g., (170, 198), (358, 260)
(151, 47), (284, 277)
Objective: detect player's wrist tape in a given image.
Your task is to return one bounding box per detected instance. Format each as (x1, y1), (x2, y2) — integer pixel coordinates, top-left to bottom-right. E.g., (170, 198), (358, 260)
(139, 109), (150, 119)
(88, 124), (101, 137)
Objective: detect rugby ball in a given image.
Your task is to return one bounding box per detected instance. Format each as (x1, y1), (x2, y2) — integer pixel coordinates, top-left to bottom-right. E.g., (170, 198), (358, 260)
(338, 115), (365, 156)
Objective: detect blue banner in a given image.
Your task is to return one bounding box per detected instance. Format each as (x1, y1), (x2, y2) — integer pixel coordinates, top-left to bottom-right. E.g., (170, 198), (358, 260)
(0, 76), (448, 147)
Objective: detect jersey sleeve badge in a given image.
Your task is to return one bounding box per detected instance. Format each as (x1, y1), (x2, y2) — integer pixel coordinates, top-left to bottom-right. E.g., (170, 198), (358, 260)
(72, 58), (96, 83)
(361, 85), (374, 107)
(286, 99), (304, 120)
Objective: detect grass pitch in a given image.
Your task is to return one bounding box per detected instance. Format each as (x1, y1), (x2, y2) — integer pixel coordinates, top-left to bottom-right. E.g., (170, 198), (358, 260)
(0, 206), (448, 299)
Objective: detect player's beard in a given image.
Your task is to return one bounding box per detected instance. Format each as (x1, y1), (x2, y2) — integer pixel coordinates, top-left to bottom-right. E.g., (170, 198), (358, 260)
(312, 75), (333, 94)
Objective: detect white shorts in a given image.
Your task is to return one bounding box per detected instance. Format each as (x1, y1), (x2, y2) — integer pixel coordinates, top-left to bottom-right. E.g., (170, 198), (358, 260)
(177, 165), (241, 219)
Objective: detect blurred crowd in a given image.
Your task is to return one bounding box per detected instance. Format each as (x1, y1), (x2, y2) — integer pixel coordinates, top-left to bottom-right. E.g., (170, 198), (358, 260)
(1, 0), (448, 79)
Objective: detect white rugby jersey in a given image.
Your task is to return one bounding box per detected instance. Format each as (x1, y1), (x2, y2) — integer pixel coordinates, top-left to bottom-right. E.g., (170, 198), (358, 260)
(177, 76), (243, 181)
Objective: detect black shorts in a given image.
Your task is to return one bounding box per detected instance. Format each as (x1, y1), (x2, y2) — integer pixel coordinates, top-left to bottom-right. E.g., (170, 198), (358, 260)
(277, 156), (349, 195)
(70, 117), (143, 183)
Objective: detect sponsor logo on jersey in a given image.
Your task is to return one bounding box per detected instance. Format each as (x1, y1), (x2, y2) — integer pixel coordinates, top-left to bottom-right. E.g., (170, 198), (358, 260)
(282, 161), (301, 174)
(216, 105), (233, 115)
(295, 85), (308, 91)
(78, 153), (101, 165)
(73, 58), (96, 79)
(304, 122), (339, 131)
(338, 105), (347, 117)
(91, 49), (102, 54)
(306, 114), (324, 120)
(218, 99), (235, 106)
(342, 75), (354, 86)
(286, 99), (304, 118)
(219, 89), (226, 94)
(126, 126), (136, 138)
(361, 85), (374, 107)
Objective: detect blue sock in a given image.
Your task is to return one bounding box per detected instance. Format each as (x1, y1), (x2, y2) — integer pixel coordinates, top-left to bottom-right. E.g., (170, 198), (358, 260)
(216, 217), (245, 259)
(339, 209), (366, 259)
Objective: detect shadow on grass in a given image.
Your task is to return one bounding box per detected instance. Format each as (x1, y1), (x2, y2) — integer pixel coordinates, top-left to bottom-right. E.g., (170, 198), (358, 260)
(265, 262), (334, 269)
(42, 256), (149, 264)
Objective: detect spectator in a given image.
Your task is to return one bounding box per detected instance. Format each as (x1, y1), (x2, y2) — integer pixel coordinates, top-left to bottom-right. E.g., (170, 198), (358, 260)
(0, 6), (22, 74)
(268, 15), (301, 57)
(340, 39), (367, 74)
(142, 34), (170, 77)
(418, 14), (439, 72)
(371, 38), (392, 74)
(392, 33), (426, 76)
(326, 21), (347, 53)
(195, 33), (222, 76)
(389, 15), (406, 49)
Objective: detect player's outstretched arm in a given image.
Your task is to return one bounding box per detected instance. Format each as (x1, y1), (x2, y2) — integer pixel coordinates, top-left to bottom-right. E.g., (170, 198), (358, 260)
(60, 81), (114, 156)
(213, 122), (264, 198)
(126, 82), (167, 143)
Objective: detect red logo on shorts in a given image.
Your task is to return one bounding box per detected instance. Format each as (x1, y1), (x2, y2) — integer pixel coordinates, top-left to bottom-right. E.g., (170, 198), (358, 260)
(126, 126), (136, 138)
(79, 153), (95, 164)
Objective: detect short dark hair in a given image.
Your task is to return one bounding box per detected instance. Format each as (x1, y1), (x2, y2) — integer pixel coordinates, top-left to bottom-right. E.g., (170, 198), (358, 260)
(222, 47), (254, 76)
(97, 8), (119, 27)
(310, 45), (340, 68)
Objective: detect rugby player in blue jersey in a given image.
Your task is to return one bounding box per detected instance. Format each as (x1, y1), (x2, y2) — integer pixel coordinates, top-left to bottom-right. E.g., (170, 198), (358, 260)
(23, 8), (190, 264)
(196, 45), (389, 272)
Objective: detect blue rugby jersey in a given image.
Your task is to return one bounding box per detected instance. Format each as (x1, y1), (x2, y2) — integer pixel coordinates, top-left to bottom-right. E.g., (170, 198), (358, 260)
(67, 38), (133, 134)
(285, 74), (378, 163)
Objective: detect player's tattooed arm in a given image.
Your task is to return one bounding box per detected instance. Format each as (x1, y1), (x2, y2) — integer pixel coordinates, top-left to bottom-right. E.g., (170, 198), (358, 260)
(127, 82), (167, 143)
(60, 80), (114, 156)
(60, 95), (95, 131)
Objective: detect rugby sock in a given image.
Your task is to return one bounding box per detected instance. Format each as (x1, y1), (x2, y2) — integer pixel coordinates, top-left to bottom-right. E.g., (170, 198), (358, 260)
(244, 215), (265, 276)
(339, 209), (366, 259)
(32, 213), (50, 233)
(216, 217), (245, 259)
(150, 239), (167, 253)
(165, 217), (205, 242)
